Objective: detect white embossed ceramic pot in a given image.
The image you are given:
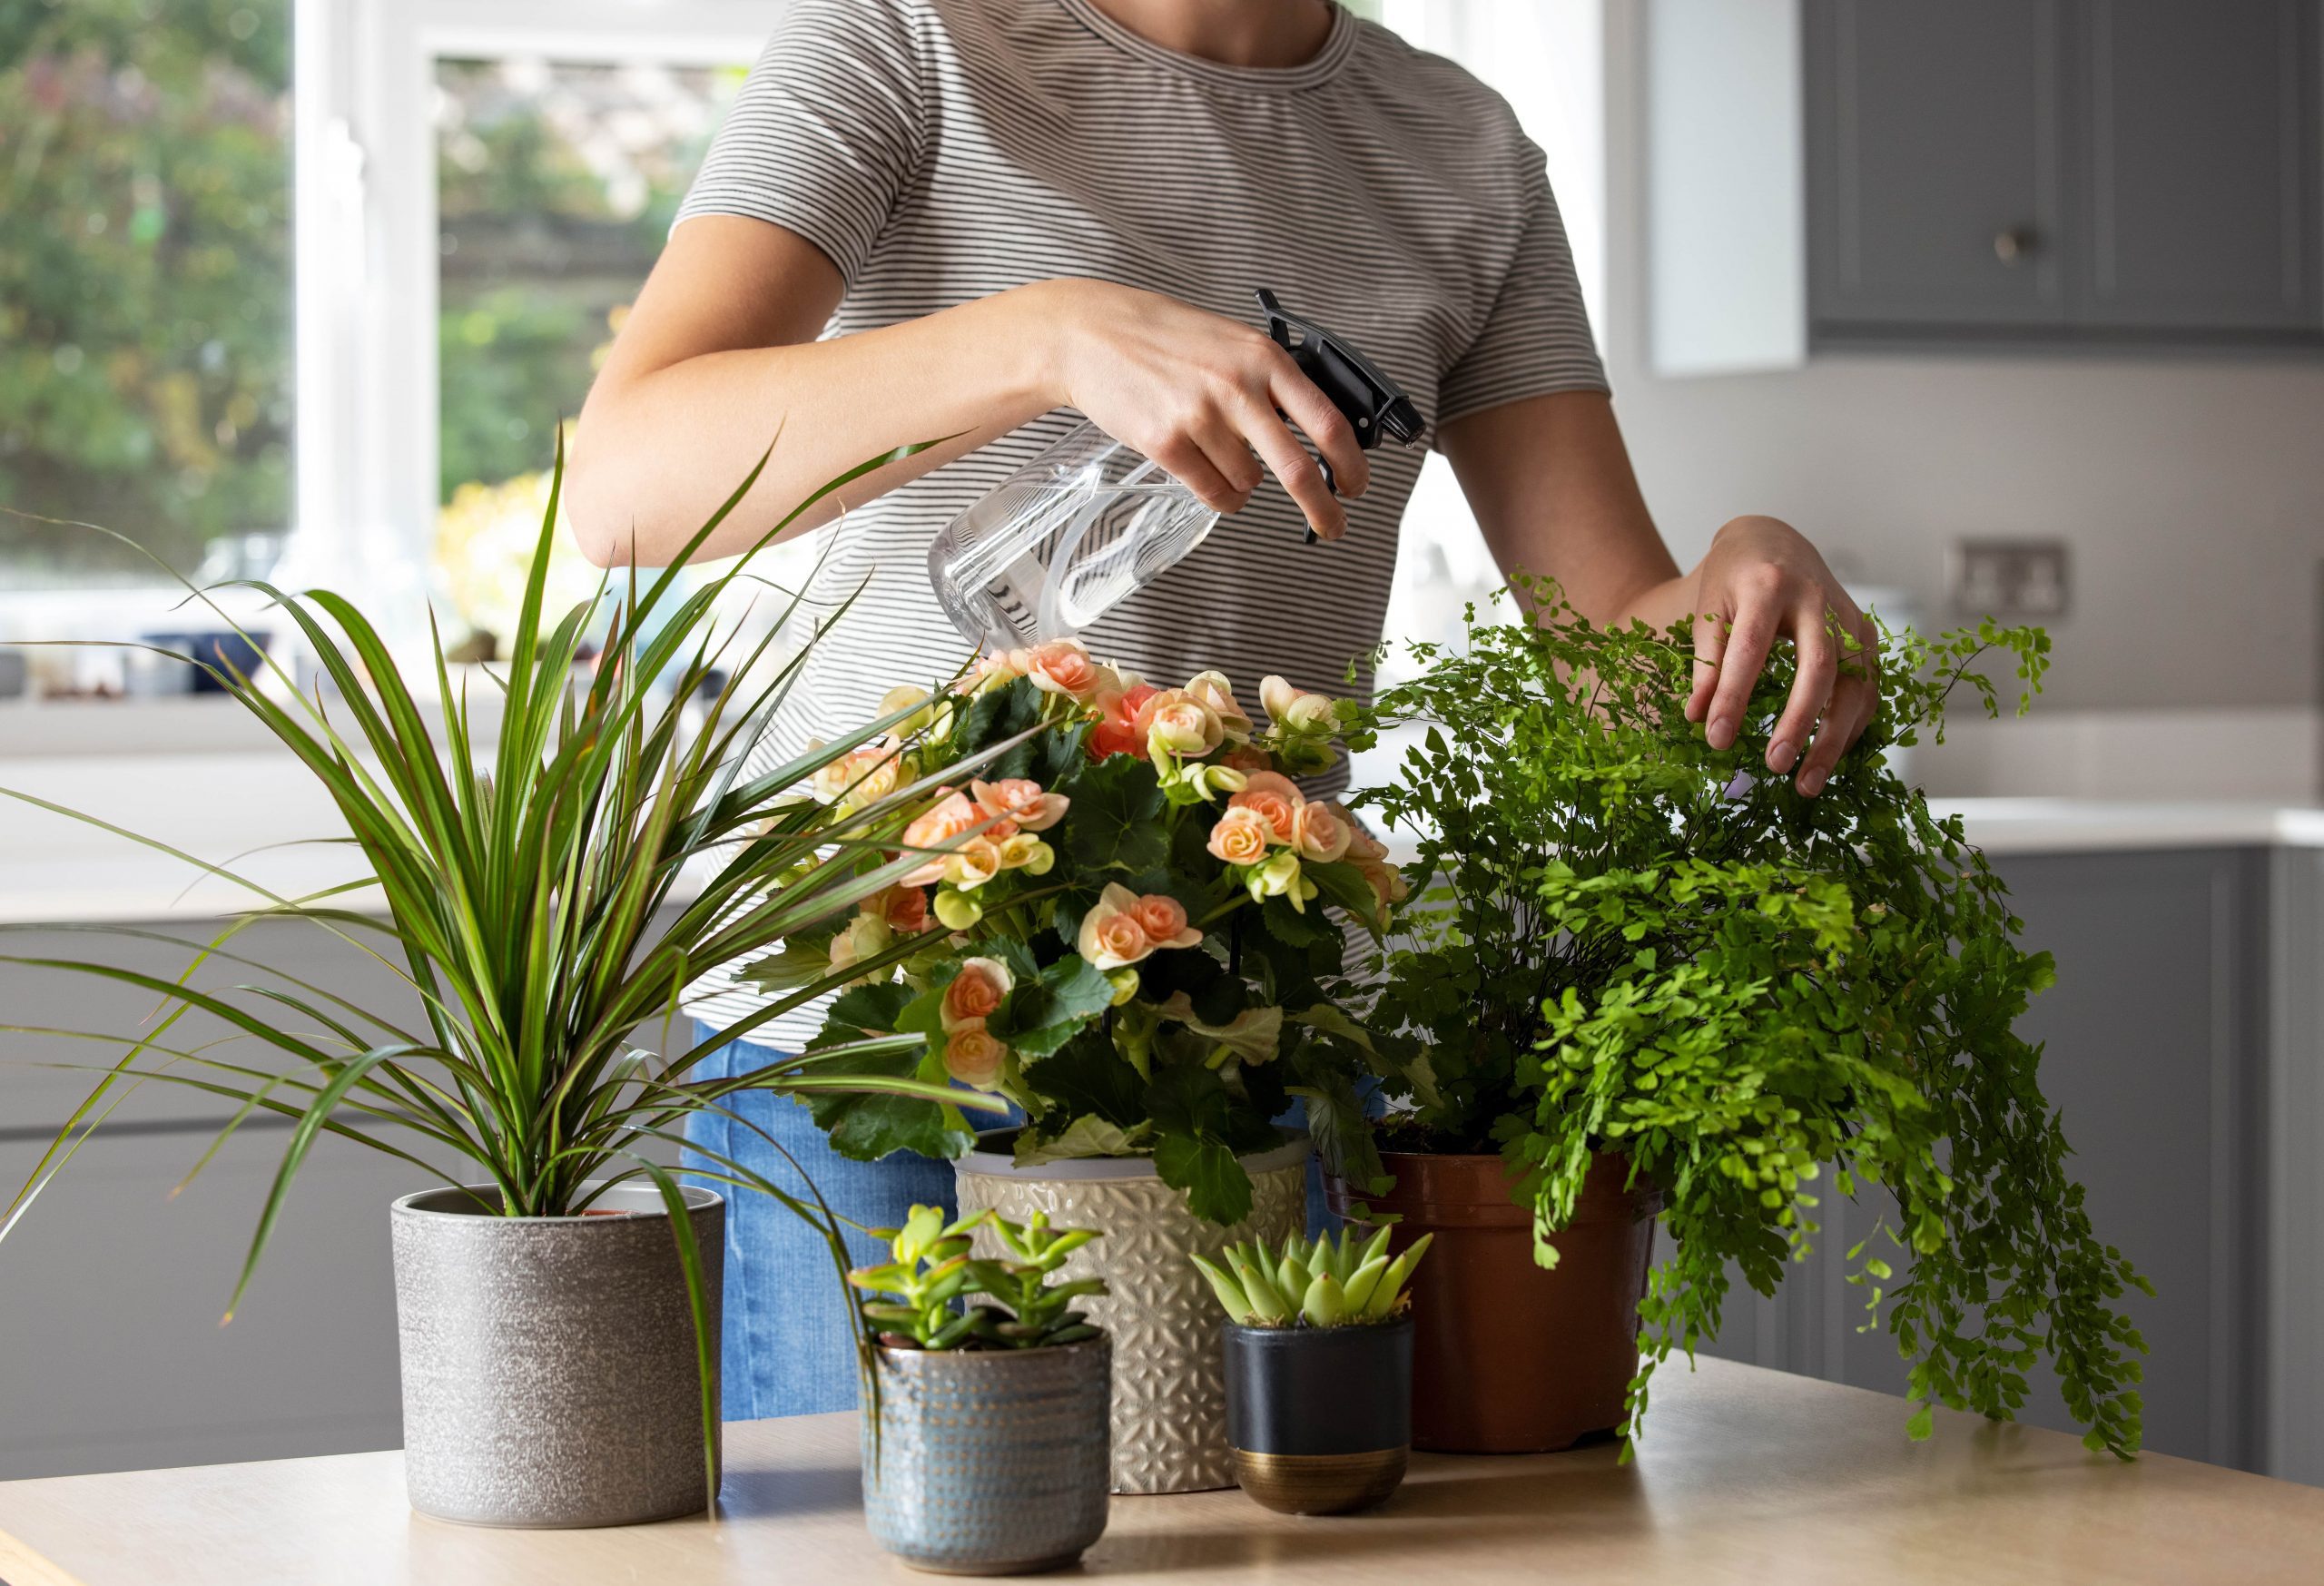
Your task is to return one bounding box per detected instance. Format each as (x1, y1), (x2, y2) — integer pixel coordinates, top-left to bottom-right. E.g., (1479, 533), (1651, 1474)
(951, 1130), (1307, 1494)
(390, 1182), (722, 1527)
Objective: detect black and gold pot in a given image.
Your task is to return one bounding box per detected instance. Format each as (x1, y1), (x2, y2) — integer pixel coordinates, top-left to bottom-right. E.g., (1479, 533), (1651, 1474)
(1221, 1316), (1413, 1514)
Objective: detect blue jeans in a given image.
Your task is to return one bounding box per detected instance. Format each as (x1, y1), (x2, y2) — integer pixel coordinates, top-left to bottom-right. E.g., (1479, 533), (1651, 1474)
(681, 1023), (961, 1420)
(683, 1021), (1348, 1419)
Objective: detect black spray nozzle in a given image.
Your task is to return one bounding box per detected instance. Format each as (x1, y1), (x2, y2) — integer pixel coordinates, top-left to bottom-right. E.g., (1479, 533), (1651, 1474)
(1256, 287), (1424, 450)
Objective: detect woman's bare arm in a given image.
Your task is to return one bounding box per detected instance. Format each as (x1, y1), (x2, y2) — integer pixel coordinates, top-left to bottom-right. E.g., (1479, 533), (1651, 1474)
(570, 218), (1048, 565)
(570, 217), (1371, 566)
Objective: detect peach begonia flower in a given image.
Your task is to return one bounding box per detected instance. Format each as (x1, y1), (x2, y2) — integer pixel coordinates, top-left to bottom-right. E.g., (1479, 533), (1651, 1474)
(809, 742), (903, 808)
(997, 832), (1057, 875)
(944, 1020), (1008, 1088)
(1220, 744), (1275, 774)
(944, 834), (1006, 892)
(1344, 824), (1409, 910)
(1128, 892), (1202, 951)
(1354, 855), (1410, 910)
(1206, 805), (1273, 867)
(961, 648), (1032, 695)
(1259, 674), (1341, 733)
(1293, 799), (1354, 864)
(941, 956), (1013, 1031)
(1227, 770), (1304, 844)
(1259, 674), (1301, 722)
(897, 789), (982, 887)
(829, 912), (891, 980)
(877, 684), (940, 735)
(971, 777), (1068, 835)
(864, 883), (930, 935)
(1182, 670), (1254, 742)
(1025, 639), (1105, 701)
(1089, 682), (1161, 760)
(1246, 849), (1316, 911)
(1078, 900), (1148, 971)
(1135, 688), (1226, 759)
(1077, 882), (1200, 970)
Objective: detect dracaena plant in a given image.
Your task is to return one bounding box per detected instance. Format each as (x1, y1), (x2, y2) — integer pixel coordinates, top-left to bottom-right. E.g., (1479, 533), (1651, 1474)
(1351, 579), (2149, 1459)
(0, 440), (1008, 1506)
(1192, 1226), (1430, 1328)
(852, 1204), (1108, 1350)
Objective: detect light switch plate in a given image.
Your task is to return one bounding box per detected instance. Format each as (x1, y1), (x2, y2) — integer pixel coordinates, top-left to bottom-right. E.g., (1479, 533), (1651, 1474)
(1947, 538), (2071, 618)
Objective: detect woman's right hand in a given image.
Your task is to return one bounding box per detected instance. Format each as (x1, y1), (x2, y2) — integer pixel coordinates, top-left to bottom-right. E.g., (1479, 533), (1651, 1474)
(1028, 278), (1371, 540)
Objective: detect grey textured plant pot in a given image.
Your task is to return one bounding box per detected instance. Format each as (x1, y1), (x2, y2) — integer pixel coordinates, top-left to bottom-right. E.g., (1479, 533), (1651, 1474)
(862, 1337), (1113, 1576)
(952, 1130), (1307, 1494)
(390, 1182), (723, 1528)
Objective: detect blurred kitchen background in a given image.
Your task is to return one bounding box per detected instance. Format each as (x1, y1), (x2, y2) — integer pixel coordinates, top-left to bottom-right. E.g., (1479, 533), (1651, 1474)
(3, 0), (2320, 1490)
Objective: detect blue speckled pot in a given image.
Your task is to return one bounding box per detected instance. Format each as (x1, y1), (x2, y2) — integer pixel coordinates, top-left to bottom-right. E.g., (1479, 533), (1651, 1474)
(862, 1337), (1112, 1575)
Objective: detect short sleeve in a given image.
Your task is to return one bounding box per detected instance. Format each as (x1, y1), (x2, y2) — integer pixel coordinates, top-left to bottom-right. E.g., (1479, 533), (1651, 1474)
(1434, 143), (1609, 433)
(675, 0), (927, 287)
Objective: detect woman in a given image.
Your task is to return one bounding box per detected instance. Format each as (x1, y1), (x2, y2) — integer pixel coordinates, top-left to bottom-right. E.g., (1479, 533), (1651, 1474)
(574, 0), (1877, 1418)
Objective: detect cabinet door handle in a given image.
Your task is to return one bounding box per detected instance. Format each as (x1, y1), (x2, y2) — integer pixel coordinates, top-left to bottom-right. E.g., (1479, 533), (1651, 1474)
(1994, 227), (2038, 265)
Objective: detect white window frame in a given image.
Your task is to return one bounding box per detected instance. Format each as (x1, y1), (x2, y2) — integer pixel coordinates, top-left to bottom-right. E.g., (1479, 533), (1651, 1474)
(289, 0), (781, 645)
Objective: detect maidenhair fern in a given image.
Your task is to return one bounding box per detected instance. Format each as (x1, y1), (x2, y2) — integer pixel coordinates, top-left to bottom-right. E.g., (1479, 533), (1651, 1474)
(1354, 582), (2147, 1458)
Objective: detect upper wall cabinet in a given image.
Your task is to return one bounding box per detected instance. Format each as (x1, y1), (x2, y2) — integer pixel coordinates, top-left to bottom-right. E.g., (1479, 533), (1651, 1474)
(1805, 0), (2322, 346)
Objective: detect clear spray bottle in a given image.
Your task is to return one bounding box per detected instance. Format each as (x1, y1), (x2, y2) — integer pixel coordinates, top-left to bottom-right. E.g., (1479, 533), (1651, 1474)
(927, 289), (1423, 649)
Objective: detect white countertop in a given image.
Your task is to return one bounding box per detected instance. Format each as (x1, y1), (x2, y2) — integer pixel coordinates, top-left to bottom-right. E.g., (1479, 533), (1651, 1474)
(4, 746), (2320, 926)
(1928, 799), (2324, 853)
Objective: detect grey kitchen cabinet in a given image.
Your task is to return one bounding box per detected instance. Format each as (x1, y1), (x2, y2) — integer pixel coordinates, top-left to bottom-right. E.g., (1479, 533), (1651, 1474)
(0, 914), (691, 1480)
(1806, 0), (2073, 329)
(1805, 0), (2324, 345)
(2267, 846), (2324, 1486)
(0, 1124), (422, 1481)
(1697, 848), (2296, 1477)
(2076, 2), (2322, 330)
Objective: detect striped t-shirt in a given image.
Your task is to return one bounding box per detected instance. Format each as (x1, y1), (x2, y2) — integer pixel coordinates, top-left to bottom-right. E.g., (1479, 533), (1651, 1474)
(677, 0), (1606, 1036)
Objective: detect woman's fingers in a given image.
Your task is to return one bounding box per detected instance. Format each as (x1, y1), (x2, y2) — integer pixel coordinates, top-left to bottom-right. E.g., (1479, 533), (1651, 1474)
(1267, 363), (1372, 501)
(1147, 434), (1243, 516)
(1766, 605), (1838, 775)
(1797, 678), (1869, 796)
(1235, 393), (1349, 540)
(1687, 606), (1728, 724)
(1699, 586), (1782, 750)
(1797, 619), (1880, 795)
(1186, 411), (1265, 514)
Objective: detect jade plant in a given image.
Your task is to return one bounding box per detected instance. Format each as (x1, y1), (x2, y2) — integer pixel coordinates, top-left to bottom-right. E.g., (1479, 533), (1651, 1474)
(852, 1205), (1108, 1350)
(1193, 1227), (1431, 1328)
(1349, 580), (2150, 1457)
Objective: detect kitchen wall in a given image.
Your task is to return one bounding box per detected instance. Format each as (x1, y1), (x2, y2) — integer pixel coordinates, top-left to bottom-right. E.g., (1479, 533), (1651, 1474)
(1596, 0), (2324, 720)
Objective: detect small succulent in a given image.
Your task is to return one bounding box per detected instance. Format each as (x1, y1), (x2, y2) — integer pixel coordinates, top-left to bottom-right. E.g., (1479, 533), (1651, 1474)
(852, 1204), (1108, 1350)
(1192, 1226), (1432, 1327)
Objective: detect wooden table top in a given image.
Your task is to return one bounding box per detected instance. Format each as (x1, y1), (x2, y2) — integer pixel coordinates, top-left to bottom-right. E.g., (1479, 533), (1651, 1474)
(2, 1356), (2319, 1586)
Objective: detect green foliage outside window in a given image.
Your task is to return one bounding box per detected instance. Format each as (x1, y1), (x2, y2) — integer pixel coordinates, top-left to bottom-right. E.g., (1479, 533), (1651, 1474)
(0, 0), (290, 585)
(435, 58), (739, 506)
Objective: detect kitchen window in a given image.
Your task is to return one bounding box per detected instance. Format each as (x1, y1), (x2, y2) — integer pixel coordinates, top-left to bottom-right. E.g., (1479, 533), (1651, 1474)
(1, 0), (1610, 694)
(430, 54), (745, 654)
(0, 1), (771, 679)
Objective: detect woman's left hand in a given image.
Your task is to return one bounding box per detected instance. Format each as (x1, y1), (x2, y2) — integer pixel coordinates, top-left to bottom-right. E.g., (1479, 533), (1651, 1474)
(1442, 392), (1878, 799)
(1683, 514), (1878, 798)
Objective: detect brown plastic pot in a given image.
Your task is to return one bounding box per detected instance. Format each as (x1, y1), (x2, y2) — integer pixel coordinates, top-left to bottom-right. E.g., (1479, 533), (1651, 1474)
(1325, 1150), (1658, 1454)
